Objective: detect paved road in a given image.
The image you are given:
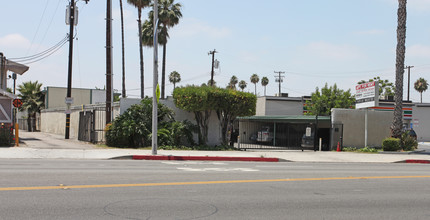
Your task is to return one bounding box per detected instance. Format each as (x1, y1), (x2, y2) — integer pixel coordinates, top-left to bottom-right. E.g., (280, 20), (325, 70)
(1, 159), (429, 219)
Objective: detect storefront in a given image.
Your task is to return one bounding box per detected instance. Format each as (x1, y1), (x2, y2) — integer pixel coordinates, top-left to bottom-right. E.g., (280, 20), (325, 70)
(237, 115), (331, 151)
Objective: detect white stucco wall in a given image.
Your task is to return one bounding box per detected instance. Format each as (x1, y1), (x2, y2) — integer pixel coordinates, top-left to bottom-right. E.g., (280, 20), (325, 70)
(256, 96), (303, 116)
(332, 108), (392, 148)
(412, 104), (430, 141)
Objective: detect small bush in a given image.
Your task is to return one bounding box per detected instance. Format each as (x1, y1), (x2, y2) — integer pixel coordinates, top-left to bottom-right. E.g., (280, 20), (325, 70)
(382, 138), (401, 151)
(357, 146), (378, 153)
(401, 131), (418, 151)
(341, 147), (357, 152)
(0, 124), (13, 147)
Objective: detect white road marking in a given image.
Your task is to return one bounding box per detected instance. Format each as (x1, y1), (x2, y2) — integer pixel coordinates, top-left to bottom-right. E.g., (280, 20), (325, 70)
(177, 167), (259, 172)
(162, 161), (227, 165)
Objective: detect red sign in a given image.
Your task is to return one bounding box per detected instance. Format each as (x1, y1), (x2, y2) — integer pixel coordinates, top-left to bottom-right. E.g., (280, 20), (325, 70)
(355, 81), (375, 90)
(13, 99), (23, 108)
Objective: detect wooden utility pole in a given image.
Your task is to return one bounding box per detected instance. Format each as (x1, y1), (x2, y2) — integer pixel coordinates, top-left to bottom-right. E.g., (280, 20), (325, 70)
(65, 0), (75, 139)
(106, 0), (113, 124)
(208, 49), (217, 86)
(405, 65), (414, 101)
(274, 71), (285, 96)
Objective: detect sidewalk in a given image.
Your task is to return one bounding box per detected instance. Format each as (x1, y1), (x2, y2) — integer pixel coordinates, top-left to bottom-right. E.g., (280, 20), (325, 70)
(0, 131), (429, 163)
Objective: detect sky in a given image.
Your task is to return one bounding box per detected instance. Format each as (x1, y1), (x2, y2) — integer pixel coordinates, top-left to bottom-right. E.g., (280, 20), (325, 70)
(1, 0), (430, 103)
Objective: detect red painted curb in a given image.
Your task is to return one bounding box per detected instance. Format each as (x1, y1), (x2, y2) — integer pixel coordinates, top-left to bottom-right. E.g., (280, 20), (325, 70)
(132, 155), (279, 162)
(403, 159), (430, 164)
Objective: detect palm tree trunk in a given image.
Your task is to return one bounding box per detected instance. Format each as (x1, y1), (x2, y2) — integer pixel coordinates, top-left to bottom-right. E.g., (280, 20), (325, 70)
(254, 84), (257, 95)
(138, 8), (144, 99)
(391, 0), (407, 138)
(264, 86), (266, 96)
(119, 0), (126, 98)
(161, 42), (166, 99)
(420, 92), (423, 103)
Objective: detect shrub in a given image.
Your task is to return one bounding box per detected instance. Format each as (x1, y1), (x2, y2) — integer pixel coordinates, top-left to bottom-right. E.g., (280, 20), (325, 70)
(400, 131), (418, 151)
(382, 138), (401, 151)
(0, 124), (13, 147)
(106, 98), (197, 148)
(357, 146), (378, 153)
(106, 98), (174, 148)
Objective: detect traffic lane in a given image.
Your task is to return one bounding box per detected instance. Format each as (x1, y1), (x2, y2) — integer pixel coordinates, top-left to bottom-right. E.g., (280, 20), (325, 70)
(1, 175), (430, 220)
(1, 159), (430, 188)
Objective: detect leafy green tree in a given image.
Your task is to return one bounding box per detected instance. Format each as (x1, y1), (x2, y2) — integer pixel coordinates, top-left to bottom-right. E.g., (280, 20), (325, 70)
(106, 98), (175, 148)
(169, 71), (181, 90)
(173, 86), (256, 145)
(127, 0), (151, 99)
(207, 80), (216, 87)
(261, 76), (269, 96)
(250, 73), (259, 95)
(306, 83), (355, 116)
(358, 76), (395, 98)
(212, 88), (256, 144)
(238, 80), (247, 91)
(149, 0), (182, 99)
(17, 81), (45, 131)
(173, 86), (213, 145)
(392, 0), (407, 138)
(414, 77), (428, 103)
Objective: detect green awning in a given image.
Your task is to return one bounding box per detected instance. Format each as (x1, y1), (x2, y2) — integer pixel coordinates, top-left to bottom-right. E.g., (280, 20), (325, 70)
(238, 115), (330, 123)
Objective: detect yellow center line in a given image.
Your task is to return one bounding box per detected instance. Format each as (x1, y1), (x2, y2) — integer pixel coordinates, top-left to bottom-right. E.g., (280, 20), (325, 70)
(1, 175), (430, 191)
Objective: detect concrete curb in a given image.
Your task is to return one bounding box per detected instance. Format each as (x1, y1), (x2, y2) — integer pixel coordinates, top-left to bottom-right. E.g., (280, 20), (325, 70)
(129, 155), (280, 162)
(396, 159), (430, 164)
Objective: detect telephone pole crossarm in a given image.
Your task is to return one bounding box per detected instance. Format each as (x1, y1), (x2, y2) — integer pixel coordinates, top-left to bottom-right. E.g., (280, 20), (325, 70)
(208, 49), (217, 86)
(404, 65), (414, 101)
(274, 71), (285, 96)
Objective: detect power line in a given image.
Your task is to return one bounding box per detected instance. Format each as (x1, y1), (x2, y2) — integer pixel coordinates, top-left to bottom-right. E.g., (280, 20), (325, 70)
(9, 35), (68, 62)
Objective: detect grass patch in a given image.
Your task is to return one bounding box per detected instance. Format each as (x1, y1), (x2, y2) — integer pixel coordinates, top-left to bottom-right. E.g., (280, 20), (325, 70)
(341, 146), (380, 153)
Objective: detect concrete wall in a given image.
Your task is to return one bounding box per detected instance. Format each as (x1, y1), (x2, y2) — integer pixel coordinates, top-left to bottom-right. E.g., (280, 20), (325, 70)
(92, 90), (106, 104)
(162, 97), (221, 146)
(332, 108), (392, 148)
(412, 104), (430, 141)
(119, 97), (222, 146)
(41, 103), (119, 139)
(256, 96), (303, 116)
(45, 87), (107, 109)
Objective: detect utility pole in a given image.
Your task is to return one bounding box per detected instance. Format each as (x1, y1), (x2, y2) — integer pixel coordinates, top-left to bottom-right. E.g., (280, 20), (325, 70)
(152, 0), (159, 155)
(208, 49), (217, 86)
(405, 65), (414, 102)
(274, 71), (285, 96)
(106, 0), (113, 125)
(65, 0), (76, 139)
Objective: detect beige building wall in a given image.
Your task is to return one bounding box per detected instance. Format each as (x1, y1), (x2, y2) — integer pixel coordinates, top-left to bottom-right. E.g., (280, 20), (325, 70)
(412, 104), (430, 141)
(45, 87), (106, 109)
(41, 103), (119, 140)
(332, 108), (392, 148)
(41, 109), (81, 138)
(256, 96), (303, 116)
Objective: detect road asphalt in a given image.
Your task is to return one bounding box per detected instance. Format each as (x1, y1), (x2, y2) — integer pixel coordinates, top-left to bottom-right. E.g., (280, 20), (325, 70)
(0, 130), (429, 163)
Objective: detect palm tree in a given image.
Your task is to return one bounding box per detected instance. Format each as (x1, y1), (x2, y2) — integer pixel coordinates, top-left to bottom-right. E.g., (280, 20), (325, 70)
(229, 75), (238, 90)
(119, 0), (126, 98)
(414, 78), (428, 103)
(127, 0), (151, 99)
(169, 71), (181, 90)
(150, 0), (182, 99)
(261, 76), (269, 96)
(391, 0), (407, 138)
(250, 73), (259, 95)
(17, 81), (44, 132)
(238, 80), (247, 92)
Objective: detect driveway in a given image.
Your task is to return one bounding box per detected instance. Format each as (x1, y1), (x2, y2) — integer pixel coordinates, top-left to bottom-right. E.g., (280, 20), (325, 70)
(18, 130), (98, 150)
